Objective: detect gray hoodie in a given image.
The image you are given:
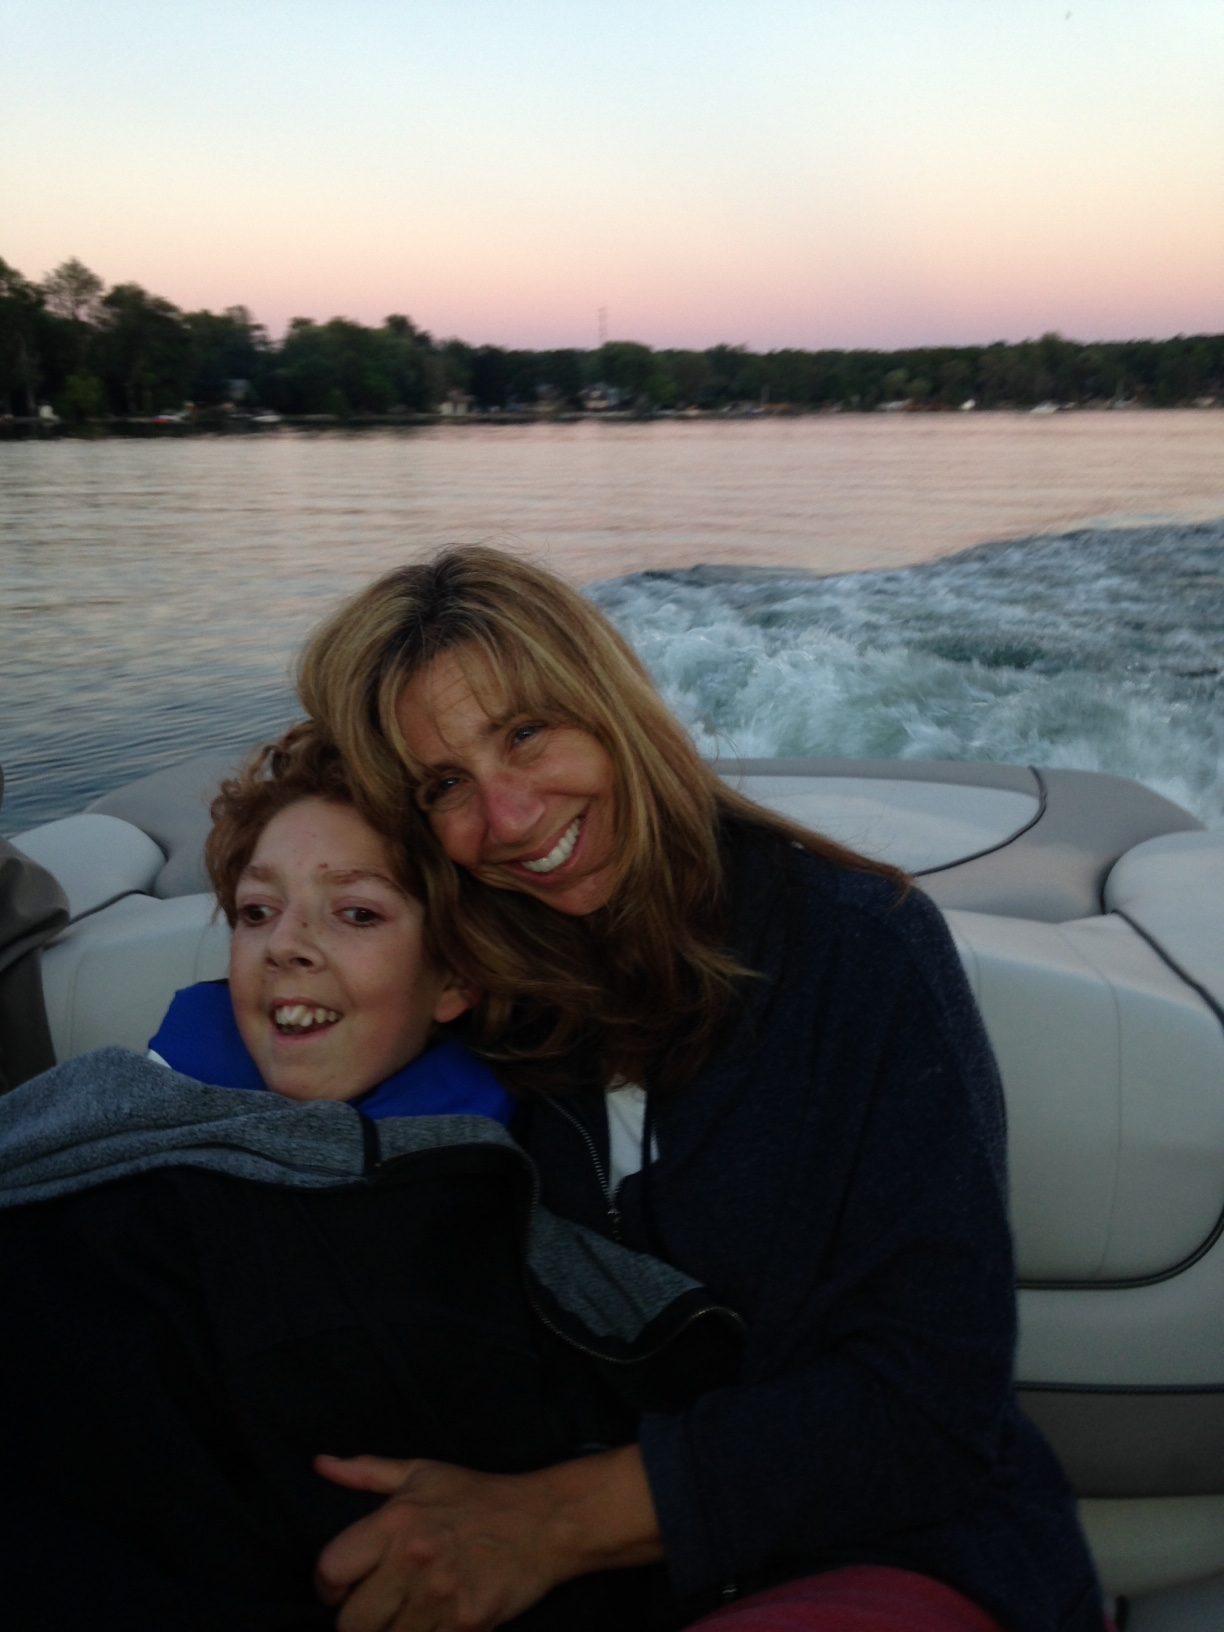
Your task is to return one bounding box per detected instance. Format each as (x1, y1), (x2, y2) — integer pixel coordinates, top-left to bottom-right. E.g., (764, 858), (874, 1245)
(0, 1045), (733, 1356)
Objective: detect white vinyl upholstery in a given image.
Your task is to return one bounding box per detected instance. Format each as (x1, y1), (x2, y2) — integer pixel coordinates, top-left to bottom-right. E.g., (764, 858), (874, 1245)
(1079, 1498), (1224, 1601)
(947, 909), (1224, 1283)
(42, 892), (230, 1061)
(738, 775), (1039, 873)
(1104, 832), (1224, 1013)
(11, 814), (166, 922)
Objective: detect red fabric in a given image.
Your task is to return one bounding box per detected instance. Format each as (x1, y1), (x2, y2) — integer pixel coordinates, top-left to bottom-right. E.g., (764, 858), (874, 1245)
(688, 1566), (1008, 1632)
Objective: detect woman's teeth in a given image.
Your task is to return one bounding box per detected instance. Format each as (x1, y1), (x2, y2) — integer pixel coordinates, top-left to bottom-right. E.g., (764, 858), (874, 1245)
(520, 817), (581, 875)
(274, 1004), (340, 1034)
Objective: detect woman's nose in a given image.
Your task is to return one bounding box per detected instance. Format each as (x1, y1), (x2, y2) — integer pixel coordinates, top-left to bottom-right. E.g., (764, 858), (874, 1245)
(478, 772), (546, 842)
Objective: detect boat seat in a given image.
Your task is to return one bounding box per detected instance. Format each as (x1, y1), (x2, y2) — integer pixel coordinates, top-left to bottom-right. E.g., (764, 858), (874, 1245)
(1104, 832), (1224, 1015)
(40, 892), (229, 1064)
(727, 758), (1203, 921)
(947, 908), (1224, 1284)
(10, 814), (166, 922)
(88, 752), (236, 898)
(84, 753), (1206, 919)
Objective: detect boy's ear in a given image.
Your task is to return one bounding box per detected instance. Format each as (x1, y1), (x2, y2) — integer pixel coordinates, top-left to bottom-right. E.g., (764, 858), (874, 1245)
(432, 974), (477, 1026)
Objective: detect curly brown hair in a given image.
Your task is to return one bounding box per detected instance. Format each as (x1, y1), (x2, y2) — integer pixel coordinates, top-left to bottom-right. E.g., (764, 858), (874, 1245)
(205, 721), (426, 928)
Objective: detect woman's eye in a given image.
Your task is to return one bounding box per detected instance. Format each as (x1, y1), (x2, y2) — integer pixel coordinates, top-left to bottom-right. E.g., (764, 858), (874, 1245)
(237, 903), (273, 925)
(420, 775), (465, 810)
(511, 723), (543, 747)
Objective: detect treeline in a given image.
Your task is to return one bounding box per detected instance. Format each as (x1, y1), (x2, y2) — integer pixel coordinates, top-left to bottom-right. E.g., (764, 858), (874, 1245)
(3, 254), (1223, 421)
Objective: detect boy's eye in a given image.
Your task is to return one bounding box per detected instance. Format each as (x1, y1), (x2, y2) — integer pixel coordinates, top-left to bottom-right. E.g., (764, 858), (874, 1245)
(340, 906), (382, 926)
(237, 903), (274, 925)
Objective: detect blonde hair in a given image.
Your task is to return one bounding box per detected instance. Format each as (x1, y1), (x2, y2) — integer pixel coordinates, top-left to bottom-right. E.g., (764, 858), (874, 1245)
(297, 546), (904, 1092)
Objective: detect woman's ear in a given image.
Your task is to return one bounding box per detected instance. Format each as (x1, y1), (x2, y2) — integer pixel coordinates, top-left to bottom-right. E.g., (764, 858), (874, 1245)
(432, 974), (477, 1025)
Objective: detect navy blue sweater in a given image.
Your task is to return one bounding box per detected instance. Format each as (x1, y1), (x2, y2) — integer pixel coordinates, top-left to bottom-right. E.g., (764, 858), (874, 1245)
(518, 821), (1103, 1632)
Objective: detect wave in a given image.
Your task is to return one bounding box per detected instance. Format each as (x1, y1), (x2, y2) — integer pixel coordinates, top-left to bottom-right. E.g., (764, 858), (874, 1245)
(589, 519), (1224, 828)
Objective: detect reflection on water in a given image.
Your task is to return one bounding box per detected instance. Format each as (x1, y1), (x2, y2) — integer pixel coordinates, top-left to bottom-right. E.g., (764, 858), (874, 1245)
(2, 413), (1223, 833)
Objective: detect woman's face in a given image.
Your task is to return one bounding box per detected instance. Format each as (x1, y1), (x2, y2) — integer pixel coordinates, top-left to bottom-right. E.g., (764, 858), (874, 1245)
(396, 649), (617, 915)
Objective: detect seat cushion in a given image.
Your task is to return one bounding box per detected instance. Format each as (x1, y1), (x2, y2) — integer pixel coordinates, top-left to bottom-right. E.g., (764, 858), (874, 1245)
(11, 815), (165, 923)
(41, 893), (230, 1061)
(87, 753), (236, 898)
(947, 908), (1224, 1283)
(1104, 832), (1224, 1016)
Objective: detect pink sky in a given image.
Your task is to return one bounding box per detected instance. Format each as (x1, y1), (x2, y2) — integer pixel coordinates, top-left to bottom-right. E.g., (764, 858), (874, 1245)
(3, 0), (1222, 349)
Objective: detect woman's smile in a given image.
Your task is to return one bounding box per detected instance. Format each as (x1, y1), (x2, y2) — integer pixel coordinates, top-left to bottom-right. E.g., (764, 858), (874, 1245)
(396, 650), (618, 915)
(519, 814), (581, 874)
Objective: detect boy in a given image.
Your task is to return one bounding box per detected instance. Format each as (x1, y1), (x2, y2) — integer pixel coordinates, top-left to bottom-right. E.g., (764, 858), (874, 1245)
(0, 727), (740, 1631)
(148, 725), (512, 1125)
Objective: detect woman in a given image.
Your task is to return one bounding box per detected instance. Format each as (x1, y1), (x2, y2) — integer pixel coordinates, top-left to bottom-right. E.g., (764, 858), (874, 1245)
(297, 547), (1106, 1632)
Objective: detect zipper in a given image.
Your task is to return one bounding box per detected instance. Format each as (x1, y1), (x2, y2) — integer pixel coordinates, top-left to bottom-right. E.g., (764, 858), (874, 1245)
(544, 1093), (623, 1241)
(374, 1125), (746, 1371)
(526, 1278), (746, 1366)
(532, 1096), (746, 1363)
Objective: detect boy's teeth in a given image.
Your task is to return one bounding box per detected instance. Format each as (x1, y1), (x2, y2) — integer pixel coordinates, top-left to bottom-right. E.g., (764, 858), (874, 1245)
(521, 817), (581, 874)
(274, 1004), (340, 1032)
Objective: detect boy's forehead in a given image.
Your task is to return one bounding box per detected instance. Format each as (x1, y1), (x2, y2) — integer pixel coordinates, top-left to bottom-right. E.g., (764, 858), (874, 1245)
(242, 801), (406, 889)
(314, 863), (405, 893)
(240, 858), (405, 891)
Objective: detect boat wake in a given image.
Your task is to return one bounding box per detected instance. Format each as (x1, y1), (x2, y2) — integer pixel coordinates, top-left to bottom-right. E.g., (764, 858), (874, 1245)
(590, 518), (1224, 828)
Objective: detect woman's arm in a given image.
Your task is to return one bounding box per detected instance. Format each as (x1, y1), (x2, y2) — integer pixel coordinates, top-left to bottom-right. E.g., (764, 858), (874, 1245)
(314, 1443), (662, 1632)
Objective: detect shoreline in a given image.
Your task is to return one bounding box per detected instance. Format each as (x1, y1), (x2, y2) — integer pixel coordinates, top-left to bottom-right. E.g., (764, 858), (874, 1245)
(3, 402), (1222, 439)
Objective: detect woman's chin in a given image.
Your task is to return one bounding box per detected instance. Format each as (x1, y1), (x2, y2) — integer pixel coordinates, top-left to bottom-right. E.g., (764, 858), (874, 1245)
(490, 861), (617, 916)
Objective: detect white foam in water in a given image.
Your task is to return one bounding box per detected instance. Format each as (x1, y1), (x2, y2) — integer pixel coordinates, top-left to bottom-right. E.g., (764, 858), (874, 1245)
(4, 516), (1221, 836)
(589, 520), (1224, 829)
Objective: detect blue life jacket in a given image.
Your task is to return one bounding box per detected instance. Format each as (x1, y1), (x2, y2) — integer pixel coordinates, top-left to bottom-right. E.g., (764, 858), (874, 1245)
(148, 980), (513, 1125)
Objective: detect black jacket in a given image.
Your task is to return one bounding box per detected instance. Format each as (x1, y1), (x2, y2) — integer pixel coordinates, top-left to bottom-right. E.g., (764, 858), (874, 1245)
(518, 820), (1104, 1632)
(0, 1057), (743, 1632)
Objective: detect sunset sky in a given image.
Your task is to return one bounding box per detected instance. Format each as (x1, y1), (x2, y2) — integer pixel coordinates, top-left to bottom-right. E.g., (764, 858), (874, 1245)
(3, 0), (1222, 351)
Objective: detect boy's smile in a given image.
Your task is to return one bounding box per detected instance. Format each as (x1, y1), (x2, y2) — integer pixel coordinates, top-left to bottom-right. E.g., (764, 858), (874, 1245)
(271, 1002), (342, 1035)
(229, 798), (471, 1101)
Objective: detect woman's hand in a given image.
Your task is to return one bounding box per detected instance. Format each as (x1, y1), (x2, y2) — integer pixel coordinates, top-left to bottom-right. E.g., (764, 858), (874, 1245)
(314, 1444), (663, 1632)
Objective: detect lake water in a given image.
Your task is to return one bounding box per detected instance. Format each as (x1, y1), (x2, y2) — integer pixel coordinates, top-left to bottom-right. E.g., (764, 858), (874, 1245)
(3, 411), (1223, 834)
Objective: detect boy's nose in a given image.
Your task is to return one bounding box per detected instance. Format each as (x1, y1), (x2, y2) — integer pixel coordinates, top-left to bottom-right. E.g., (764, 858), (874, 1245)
(264, 911), (322, 967)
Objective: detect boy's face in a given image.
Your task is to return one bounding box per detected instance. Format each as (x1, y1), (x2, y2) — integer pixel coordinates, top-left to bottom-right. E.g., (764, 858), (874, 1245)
(229, 797), (471, 1101)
